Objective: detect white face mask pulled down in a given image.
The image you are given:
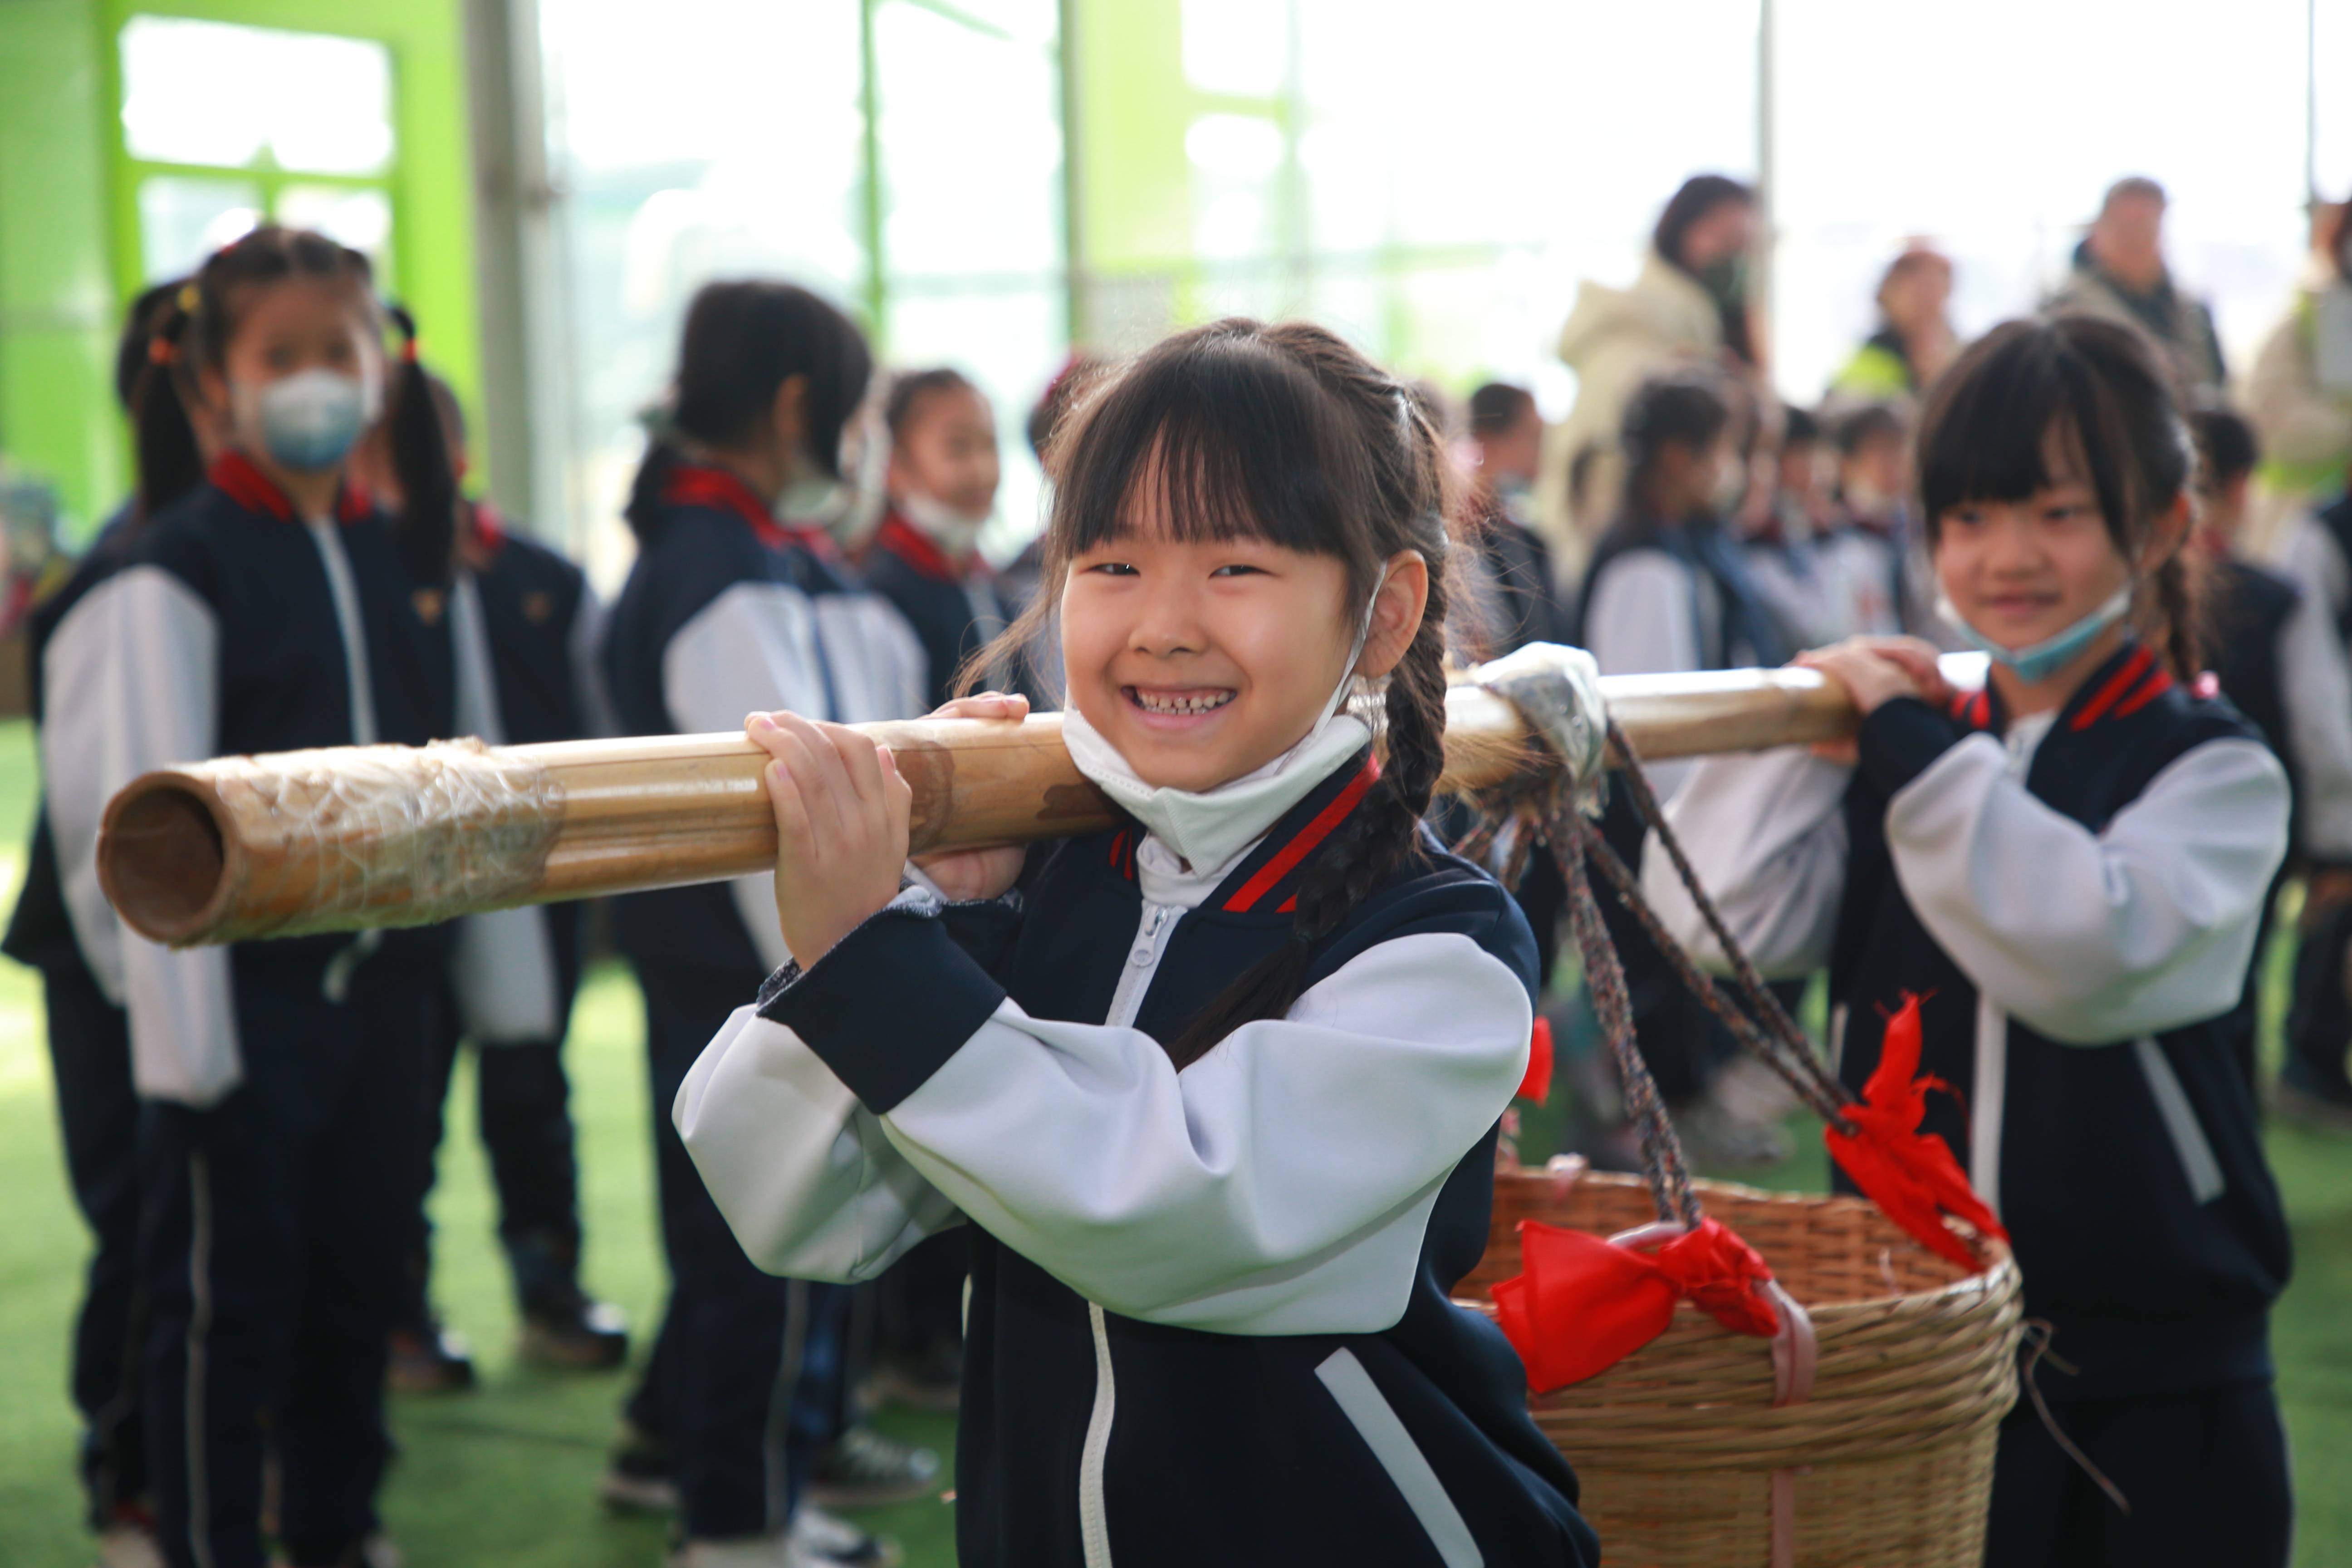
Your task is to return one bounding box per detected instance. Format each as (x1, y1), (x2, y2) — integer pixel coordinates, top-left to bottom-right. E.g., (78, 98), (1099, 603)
(1059, 574), (1388, 874)
(898, 490), (993, 559)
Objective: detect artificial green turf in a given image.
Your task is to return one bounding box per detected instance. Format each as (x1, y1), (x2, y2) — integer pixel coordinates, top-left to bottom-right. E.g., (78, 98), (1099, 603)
(0, 711), (2347, 1564)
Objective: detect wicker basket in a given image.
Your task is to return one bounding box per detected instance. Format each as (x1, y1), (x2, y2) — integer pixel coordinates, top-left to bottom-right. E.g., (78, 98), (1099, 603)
(1457, 1169), (2022, 1568)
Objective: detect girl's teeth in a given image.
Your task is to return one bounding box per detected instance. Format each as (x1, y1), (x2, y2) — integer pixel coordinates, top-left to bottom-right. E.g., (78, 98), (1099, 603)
(1136, 690), (1231, 715)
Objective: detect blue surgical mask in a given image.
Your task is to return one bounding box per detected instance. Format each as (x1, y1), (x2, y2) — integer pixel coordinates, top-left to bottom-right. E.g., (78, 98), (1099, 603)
(235, 369), (373, 472)
(1936, 583), (2133, 684)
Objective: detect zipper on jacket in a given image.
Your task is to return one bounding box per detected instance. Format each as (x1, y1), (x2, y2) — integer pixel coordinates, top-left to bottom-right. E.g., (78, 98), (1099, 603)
(1077, 899), (1180, 1568)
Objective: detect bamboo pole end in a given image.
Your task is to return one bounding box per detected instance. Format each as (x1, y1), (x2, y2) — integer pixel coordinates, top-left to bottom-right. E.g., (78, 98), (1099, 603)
(99, 770), (238, 948)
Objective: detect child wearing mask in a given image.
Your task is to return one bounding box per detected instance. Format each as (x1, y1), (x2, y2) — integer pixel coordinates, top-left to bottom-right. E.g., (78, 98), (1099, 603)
(1, 278), (212, 1568)
(1463, 382), (1563, 657)
(1651, 317), (2293, 1568)
(864, 368), (1017, 709)
(1830, 403), (1921, 638)
(1570, 369), (1792, 1167)
(56, 226), (458, 1568)
(599, 279), (931, 1568)
(348, 370), (630, 1392)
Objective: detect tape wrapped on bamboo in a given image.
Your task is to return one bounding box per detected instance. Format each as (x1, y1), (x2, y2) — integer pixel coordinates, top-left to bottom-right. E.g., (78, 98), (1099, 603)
(1459, 1169), (2020, 1568)
(97, 654), (1931, 950)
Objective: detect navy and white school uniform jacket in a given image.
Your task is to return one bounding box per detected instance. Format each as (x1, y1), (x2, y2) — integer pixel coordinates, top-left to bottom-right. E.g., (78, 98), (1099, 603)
(443, 503), (611, 1044)
(602, 463), (926, 980)
(43, 453), (455, 1106)
(2204, 552), (2352, 867)
(2, 509), (135, 984)
(862, 510), (1015, 711)
(675, 734), (1597, 1568)
(1643, 640), (2294, 1399)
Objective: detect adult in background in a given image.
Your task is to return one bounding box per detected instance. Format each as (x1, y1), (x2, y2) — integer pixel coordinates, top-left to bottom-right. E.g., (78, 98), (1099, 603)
(1828, 243), (1958, 406)
(2243, 189), (2352, 551)
(1546, 174), (1762, 572)
(2046, 176), (2226, 397)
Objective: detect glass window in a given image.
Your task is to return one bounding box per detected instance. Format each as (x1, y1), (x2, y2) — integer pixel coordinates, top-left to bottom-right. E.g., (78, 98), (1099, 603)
(120, 17), (393, 176)
(275, 186), (396, 285)
(137, 175), (263, 282)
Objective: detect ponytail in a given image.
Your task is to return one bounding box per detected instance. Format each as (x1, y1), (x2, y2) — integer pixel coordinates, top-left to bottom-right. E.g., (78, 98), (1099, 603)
(383, 303), (457, 584)
(133, 286), (205, 523)
(623, 436), (685, 543)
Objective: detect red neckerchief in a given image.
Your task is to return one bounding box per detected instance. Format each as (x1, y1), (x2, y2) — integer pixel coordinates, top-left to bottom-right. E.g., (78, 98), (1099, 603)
(662, 463), (838, 559)
(210, 451), (370, 524)
(872, 511), (985, 583)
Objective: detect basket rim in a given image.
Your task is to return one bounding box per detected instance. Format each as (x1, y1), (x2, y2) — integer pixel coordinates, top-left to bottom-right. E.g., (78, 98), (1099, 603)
(1477, 1168), (2018, 1317)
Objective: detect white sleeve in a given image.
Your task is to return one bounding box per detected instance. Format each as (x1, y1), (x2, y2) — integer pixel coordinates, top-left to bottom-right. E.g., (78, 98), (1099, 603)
(2277, 516), (2352, 643)
(813, 592), (928, 723)
(872, 932), (1527, 1334)
(54, 568), (242, 1104)
(663, 581), (828, 974)
(1585, 549), (1704, 796)
(1639, 746), (1854, 980)
(674, 1003), (963, 1282)
(2275, 583), (2352, 859)
(567, 581), (617, 740)
(1885, 735), (2288, 1044)
(1584, 549), (1699, 676)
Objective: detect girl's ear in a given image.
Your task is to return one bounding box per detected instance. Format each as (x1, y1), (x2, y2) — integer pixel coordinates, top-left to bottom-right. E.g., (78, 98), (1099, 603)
(770, 373), (811, 466)
(196, 363), (231, 424)
(1354, 549), (1430, 680)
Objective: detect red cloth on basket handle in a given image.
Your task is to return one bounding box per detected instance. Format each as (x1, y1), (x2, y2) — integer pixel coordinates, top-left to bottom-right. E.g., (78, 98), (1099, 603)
(1491, 1216), (1781, 1392)
(1821, 993), (2009, 1270)
(1516, 1017), (1554, 1105)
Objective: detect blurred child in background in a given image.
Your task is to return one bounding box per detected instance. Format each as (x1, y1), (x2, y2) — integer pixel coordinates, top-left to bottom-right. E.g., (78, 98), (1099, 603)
(864, 368), (1016, 710)
(1463, 381), (1563, 655)
(349, 369), (630, 1394)
(2195, 408), (2352, 1125)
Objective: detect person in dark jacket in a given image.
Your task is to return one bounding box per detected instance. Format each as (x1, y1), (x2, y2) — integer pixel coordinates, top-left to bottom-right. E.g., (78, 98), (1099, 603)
(61, 227), (460, 1568)
(0, 277), (206, 1568)
(349, 372), (631, 1392)
(2047, 177), (2227, 397)
(2191, 408), (2352, 1120)
(1653, 317), (2293, 1568)
(680, 317), (1595, 1568)
(862, 368), (1019, 709)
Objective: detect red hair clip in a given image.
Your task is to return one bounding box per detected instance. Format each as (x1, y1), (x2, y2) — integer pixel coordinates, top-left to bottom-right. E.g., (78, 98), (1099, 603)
(148, 337), (178, 366)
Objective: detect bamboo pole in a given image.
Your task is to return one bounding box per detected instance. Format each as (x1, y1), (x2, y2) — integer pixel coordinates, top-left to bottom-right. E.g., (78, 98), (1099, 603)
(98, 658), (1955, 949)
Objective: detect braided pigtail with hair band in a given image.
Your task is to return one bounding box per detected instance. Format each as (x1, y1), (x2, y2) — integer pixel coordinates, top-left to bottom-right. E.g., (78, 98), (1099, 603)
(384, 300), (458, 585)
(133, 279), (206, 522)
(1162, 368), (1456, 1069)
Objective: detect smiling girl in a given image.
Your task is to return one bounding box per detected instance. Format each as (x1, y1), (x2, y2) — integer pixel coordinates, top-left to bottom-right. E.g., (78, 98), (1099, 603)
(675, 319), (1596, 1567)
(1645, 315), (2294, 1568)
(50, 227), (457, 1568)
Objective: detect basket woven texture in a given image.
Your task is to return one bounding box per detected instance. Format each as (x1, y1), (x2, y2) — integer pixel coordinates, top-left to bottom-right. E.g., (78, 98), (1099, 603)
(1458, 1169), (2022, 1568)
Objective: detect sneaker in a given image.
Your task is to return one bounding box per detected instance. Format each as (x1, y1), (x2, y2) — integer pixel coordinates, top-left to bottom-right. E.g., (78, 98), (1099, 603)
(386, 1321), (475, 1395)
(598, 1424), (681, 1515)
(805, 1425), (941, 1509)
(664, 1534), (808, 1568)
(519, 1289), (631, 1371)
(789, 1506), (903, 1567)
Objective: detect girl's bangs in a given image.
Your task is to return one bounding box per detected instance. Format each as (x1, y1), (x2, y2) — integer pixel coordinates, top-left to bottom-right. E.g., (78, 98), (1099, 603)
(1919, 321), (2125, 534)
(1053, 332), (1365, 568)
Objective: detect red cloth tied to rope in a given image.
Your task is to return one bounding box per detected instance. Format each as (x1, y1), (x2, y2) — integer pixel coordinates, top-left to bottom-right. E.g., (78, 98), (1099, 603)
(1822, 994), (2008, 1270)
(1492, 1216), (1781, 1393)
(1515, 1016), (1554, 1104)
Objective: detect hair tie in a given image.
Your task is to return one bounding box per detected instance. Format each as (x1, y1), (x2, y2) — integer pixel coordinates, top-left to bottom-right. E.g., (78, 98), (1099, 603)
(401, 337), (420, 364)
(176, 282), (201, 314)
(147, 337), (178, 366)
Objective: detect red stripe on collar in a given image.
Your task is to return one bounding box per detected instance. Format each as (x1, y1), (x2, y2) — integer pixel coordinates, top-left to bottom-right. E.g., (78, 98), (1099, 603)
(2111, 666), (2175, 719)
(663, 464), (839, 559)
(470, 499), (509, 556)
(1223, 756), (1382, 914)
(875, 513), (961, 583)
(2068, 645), (2153, 732)
(209, 452), (370, 524)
